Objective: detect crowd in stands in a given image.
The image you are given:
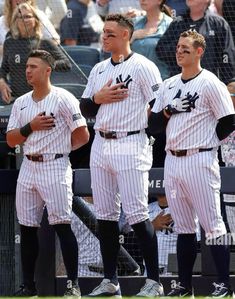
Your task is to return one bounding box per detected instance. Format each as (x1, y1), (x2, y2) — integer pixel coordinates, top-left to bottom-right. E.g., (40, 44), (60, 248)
(0, 0), (234, 280)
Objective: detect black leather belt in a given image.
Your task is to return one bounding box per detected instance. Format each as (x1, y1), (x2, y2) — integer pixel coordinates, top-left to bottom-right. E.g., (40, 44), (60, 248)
(170, 148), (213, 157)
(26, 154), (63, 162)
(99, 130), (140, 139)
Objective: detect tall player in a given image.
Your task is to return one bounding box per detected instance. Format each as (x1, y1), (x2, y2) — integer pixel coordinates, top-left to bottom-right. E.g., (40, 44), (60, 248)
(148, 30), (235, 297)
(80, 14), (164, 297)
(6, 50), (89, 297)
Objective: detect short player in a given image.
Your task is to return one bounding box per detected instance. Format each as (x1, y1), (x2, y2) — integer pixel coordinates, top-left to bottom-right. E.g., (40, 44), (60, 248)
(148, 200), (177, 275)
(80, 14), (164, 297)
(149, 30), (235, 297)
(6, 50), (89, 297)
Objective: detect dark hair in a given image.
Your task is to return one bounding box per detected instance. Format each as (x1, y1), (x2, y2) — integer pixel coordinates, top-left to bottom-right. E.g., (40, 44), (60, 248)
(160, 0), (173, 17)
(105, 13), (134, 39)
(28, 49), (55, 69)
(180, 29), (206, 51)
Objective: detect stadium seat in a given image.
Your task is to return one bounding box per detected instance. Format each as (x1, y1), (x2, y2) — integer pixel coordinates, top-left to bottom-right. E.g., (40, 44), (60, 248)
(63, 45), (101, 67)
(78, 64), (93, 77)
(54, 83), (86, 99)
(51, 66), (88, 85)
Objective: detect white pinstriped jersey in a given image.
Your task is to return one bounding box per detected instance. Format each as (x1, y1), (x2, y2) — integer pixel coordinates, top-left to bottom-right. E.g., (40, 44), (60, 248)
(82, 52), (162, 132)
(7, 86), (87, 154)
(152, 69), (235, 150)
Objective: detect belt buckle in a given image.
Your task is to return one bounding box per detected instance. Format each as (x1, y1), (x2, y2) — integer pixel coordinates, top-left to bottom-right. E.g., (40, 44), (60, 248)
(110, 131), (117, 139)
(104, 131), (116, 139)
(34, 155), (43, 162)
(175, 150), (182, 157)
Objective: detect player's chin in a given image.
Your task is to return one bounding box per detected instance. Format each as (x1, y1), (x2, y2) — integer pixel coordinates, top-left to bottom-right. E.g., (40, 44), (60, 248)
(176, 59), (183, 67)
(26, 79), (33, 86)
(103, 44), (111, 52)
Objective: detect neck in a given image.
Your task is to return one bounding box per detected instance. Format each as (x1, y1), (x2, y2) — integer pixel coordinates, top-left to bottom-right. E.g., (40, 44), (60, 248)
(32, 82), (51, 101)
(111, 46), (132, 63)
(146, 9), (162, 24)
(20, 28), (34, 39)
(190, 7), (206, 21)
(181, 65), (202, 80)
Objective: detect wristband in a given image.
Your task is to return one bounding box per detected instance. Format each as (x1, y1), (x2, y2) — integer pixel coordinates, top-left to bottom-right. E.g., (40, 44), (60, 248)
(92, 95), (96, 103)
(164, 105), (172, 116)
(20, 123), (33, 138)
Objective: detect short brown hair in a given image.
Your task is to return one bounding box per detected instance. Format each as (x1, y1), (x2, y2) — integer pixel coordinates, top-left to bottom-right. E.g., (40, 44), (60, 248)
(105, 13), (134, 39)
(180, 29), (206, 51)
(28, 50), (55, 69)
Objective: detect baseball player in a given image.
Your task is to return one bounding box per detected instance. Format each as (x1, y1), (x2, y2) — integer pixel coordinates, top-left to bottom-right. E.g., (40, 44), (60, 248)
(148, 30), (235, 297)
(148, 200), (177, 275)
(80, 14), (164, 297)
(6, 50), (89, 297)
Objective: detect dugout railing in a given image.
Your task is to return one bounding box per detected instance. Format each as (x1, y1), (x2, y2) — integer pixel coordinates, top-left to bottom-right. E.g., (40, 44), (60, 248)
(0, 167), (235, 296)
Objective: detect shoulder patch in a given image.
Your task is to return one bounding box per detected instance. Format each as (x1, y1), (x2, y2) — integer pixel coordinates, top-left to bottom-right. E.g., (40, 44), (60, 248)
(73, 113), (82, 121)
(152, 84), (159, 92)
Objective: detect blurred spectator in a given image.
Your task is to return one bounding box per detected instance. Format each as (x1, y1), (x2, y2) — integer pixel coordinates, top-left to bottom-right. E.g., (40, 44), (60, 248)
(221, 79), (235, 243)
(148, 197), (177, 275)
(131, 0), (172, 80)
(36, 0), (67, 30)
(119, 197), (178, 275)
(0, 0), (60, 64)
(95, 0), (142, 18)
(156, 0), (235, 84)
(166, 0), (187, 17)
(0, 0), (3, 15)
(0, 2), (71, 104)
(214, 0), (235, 39)
(60, 0), (103, 46)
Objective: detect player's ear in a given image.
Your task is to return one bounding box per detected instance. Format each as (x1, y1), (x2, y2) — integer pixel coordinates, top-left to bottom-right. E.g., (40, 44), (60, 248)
(123, 28), (130, 41)
(197, 47), (204, 57)
(46, 66), (52, 75)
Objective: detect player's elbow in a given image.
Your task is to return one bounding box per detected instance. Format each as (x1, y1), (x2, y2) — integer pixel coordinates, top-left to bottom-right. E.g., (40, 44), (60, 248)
(81, 128), (90, 145)
(80, 97), (100, 118)
(71, 126), (90, 150)
(216, 114), (235, 141)
(6, 131), (20, 148)
(6, 134), (15, 148)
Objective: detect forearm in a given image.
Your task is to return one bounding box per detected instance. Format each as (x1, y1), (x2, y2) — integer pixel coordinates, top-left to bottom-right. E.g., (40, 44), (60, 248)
(7, 121), (35, 147)
(6, 129), (27, 148)
(216, 114), (235, 140)
(80, 97), (100, 117)
(148, 109), (170, 136)
(71, 126), (90, 151)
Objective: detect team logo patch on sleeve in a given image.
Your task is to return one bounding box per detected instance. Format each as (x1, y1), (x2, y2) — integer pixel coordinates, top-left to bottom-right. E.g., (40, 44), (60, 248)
(73, 113), (82, 121)
(151, 84), (159, 92)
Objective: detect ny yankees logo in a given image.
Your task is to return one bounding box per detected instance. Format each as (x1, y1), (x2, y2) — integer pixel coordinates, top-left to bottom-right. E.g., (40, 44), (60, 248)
(116, 74), (132, 89)
(185, 92), (199, 109)
(172, 89), (199, 111)
(173, 89), (182, 99)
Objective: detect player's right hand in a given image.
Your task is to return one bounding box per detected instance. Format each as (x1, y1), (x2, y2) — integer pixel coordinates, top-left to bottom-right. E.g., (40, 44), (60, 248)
(30, 112), (55, 131)
(152, 211), (173, 231)
(93, 79), (128, 104)
(166, 97), (191, 115)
